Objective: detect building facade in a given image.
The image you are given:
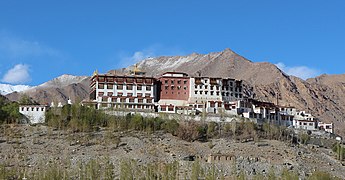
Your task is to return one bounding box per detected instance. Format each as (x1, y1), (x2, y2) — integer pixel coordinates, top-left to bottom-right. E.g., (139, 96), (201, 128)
(19, 105), (48, 124)
(90, 70), (156, 111)
(158, 72), (192, 114)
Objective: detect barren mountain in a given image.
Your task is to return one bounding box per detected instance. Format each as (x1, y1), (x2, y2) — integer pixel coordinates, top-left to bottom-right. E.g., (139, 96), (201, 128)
(6, 74), (90, 105)
(0, 84), (33, 95)
(119, 48), (345, 136)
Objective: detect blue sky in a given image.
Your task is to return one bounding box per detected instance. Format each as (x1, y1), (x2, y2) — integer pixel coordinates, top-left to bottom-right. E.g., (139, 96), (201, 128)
(0, 0), (344, 85)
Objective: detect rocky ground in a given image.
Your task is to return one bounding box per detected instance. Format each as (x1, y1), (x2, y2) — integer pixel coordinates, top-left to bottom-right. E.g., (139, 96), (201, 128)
(0, 124), (344, 179)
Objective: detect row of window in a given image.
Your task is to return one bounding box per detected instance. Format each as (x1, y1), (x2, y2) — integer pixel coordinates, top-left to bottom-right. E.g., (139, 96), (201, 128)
(164, 85), (187, 90)
(194, 85), (242, 92)
(98, 84), (152, 91)
(99, 92), (152, 97)
(21, 107), (45, 111)
(101, 97), (153, 104)
(101, 103), (154, 109)
(164, 91), (187, 95)
(97, 77), (153, 84)
(164, 79), (188, 85)
(193, 91), (243, 98)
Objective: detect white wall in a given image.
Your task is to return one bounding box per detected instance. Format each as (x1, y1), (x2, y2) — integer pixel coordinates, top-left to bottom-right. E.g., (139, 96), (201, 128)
(19, 106), (47, 124)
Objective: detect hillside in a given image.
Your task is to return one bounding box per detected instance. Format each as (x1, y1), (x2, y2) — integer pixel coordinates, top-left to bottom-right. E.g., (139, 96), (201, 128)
(6, 74), (89, 105)
(0, 84), (33, 95)
(0, 124), (343, 179)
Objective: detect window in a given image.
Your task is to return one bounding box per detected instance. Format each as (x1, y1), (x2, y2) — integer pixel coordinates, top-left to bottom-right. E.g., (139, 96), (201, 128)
(309, 123), (313, 126)
(211, 91), (214, 95)
(171, 86), (175, 90)
(117, 85), (123, 90)
(216, 92), (220, 96)
(138, 99), (143, 103)
(199, 91), (202, 94)
(41, 107), (44, 111)
(195, 91), (198, 94)
(147, 99), (152, 103)
(177, 86), (181, 90)
(165, 80), (168, 84)
(98, 84), (104, 89)
(165, 86), (169, 90)
(126, 85), (133, 90)
(205, 85), (208, 89)
(205, 80), (208, 83)
(205, 91), (208, 95)
(107, 84), (113, 89)
(184, 80), (187, 84)
(98, 77), (105, 82)
(177, 80), (181, 84)
(195, 85), (198, 89)
(171, 80), (174, 84)
(184, 86), (187, 90)
(210, 86), (214, 90)
(129, 98), (134, 103)
(230, 82), (233, 86)
(36, 107), (39, 111)
(137, 85), (142, 90)
(146, 85), (151, 91)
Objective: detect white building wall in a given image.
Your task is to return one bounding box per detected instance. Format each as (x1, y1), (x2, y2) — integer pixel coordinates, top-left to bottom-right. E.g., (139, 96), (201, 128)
(19, 106), (47, 124)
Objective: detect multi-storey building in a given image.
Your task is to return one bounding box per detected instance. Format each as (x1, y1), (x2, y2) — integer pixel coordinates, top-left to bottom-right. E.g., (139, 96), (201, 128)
(89, 69), (156, 111)
(158, 72), (192, 113)
(318, 122), (334, 134)
(293, 111), (318, 130)
(156, 73), (243, 114)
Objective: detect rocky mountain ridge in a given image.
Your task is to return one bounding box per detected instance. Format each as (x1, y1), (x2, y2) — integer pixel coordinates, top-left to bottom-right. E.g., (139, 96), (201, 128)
(0, 84), (33, 95)
(6, 74), (89, 105)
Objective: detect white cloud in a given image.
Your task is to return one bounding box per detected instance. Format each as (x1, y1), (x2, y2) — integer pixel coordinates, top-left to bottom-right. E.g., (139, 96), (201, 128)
(1, 64), (31, 84)
(0, 32), (61, 59)
(122, 49), (155, 66)
(275, 62), (320, 80)
(118, 44), (185, 68)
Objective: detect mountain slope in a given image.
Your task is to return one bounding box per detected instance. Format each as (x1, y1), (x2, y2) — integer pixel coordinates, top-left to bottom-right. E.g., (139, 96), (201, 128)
(5, 74), (90, 104)
(0, 84), (33, 95)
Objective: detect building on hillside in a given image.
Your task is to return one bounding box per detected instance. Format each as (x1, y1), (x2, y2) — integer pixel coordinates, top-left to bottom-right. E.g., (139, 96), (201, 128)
(189, 77), (222, 113)
(156, 72), (244, 114)
(157, 72), (194, 114)
(277, 106), (296, 127)
(89, 67), (157, 111)
(189, 77), (243, 114)
(318, 122), (334, 134)
(19, 105), (48, 124)
(293, 111), (318, 130)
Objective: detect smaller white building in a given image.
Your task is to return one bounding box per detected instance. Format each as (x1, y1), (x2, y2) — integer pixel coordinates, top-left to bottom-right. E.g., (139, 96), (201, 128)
(19, 105), (48, 124)
(318, 122), (334, 134)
